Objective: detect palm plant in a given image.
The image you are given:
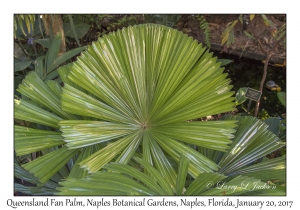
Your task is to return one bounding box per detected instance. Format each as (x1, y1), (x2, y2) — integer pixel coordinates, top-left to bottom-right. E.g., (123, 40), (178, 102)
(56, 115), (285, 195)
(14, 24), (285, 195)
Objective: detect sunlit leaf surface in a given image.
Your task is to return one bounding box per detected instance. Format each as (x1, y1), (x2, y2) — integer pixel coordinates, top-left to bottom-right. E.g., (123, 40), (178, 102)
(58, 24), (236, 175)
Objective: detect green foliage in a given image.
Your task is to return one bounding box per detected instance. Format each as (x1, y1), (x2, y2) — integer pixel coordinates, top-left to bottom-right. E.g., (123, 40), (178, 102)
(200, 115), (285, 176)
(235, 87), (248, 106)
(14, 183), (58, 196)
(276, 24), (286, 42)
(260, 15), (286, 48)
(259, 109), (270, 120)
(264, 117), (281, 136)
(261, 14), (275, 28)
(197, 15), (211, 49)
(57, 135), (285, 196)
(14, 14), (89, 94)
(225, 56), (285, 118)
(64, 15), (91, 46)
(14, 33), (86, 86)
(220, 14), (285, 51)
(217, 59), (233, 67)
(111, 15), (141, 27)
(264, 116), (286, 144)
(221, 19), (238, 47)
(144, 14), (181, 27)
(14, 15), (36, 38)
(277, 92), (286, 107)
(14, 125), (64, 156)
(14, 60), (32, 72)
(22, 147), (79, 183)
(243, 31), (254, 39)
(15, 23), (234, 187)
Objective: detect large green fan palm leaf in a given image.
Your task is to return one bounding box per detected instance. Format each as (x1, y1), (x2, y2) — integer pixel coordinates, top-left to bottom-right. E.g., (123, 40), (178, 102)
(57, 24), (236, 175)
(15, 24), (236, 188)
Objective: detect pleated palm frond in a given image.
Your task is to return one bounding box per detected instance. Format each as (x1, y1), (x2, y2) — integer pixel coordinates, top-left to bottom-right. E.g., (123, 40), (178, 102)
(14, 72), (82, 184)
(57, 155), (285, 196)
(14, 24), (236, 189)
(57, 23), (237, 178)
(198, 115), (286, 187)
(15, 158), (62, 195)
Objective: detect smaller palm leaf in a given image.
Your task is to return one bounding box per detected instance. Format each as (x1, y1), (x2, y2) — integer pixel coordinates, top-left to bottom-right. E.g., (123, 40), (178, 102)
(57, 155), (284, 196)
(198, 115), (285, 182)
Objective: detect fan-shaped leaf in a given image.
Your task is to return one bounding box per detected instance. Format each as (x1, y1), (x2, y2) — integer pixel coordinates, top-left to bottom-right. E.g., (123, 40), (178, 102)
(60, 120), (138, 149)
(22, 147), (79, 183)
(57, 173), (156, 196)
(14, 161), (40, 185)
(264, 117), (281, 136)
(17, 72), (77, 120)
(68, 145), (103, 179)
(151, 131), (219, 177)
(176, 154), (189, 195)
(104, 163), (168, 195)
(198, 115), (285, 179)
(61, 84), (132, 123)
(14, 99), (62, 128)
(155, 121), (236, 151)
(58, 24), (235, 175)
(78, 131), (143, 173)
(14, 183), (57, 196)
(144, 132), (177, 191)
(14, 125), (64, 156)
(229, 155), (286, 181)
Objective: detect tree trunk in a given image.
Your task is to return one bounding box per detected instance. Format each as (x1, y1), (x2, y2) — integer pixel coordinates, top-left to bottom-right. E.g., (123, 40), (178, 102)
(42, 14), (66, 56)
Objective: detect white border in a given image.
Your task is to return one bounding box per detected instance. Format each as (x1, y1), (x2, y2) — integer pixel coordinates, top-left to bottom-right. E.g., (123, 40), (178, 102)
(2, 1), (299, 209)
